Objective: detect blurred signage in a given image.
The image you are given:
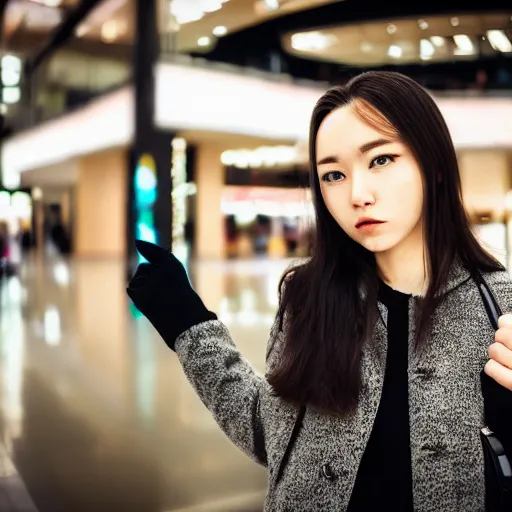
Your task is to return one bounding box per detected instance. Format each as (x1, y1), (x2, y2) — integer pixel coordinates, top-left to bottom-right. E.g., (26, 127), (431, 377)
(221, 145), (300, 168)
(221, 186), (313, 218)
(134, 153), (158, 261)
(171, 138), (196, 266)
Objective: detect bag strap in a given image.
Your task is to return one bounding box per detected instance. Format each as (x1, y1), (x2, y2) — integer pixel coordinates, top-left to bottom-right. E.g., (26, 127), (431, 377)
(473, 271), (502, 330)
(473, 271), (512, 505)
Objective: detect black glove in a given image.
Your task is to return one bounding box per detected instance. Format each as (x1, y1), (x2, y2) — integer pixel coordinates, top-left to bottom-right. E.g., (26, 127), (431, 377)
(126, 240), (217, 350)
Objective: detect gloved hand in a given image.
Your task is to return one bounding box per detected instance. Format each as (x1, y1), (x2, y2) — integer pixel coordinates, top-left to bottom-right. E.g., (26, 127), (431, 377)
(126, 240), (217, 350)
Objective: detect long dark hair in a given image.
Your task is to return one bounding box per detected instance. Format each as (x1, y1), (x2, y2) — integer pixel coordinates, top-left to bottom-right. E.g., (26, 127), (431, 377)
(267, 71), (503, 416)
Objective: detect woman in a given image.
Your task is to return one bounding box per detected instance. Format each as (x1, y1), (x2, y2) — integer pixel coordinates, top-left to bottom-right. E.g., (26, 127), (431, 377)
(127, 71), (512, 511)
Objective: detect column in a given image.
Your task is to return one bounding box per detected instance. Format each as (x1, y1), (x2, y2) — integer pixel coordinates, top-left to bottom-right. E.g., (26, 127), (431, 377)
(459, 149), (511, 266)
(75, 148), (128, 259)
(459, 150), (511, 219)
(195, 144), (225, 260)
(127, 0), (173, 276)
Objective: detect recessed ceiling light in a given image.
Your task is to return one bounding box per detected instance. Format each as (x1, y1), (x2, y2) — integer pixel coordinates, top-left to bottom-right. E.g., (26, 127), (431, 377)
(101, 20), (118, 42)
(213, 25), (228, 36)
(198, 36), (211, 47)
(430, 36), (445, 47)
(420, 39), (435, 59)
(418, 20), (429, 30)
(264, 0), (279, 11)
(387, 24), (397, 35)
(76, 23), (90, 37)
(450, 17), (460, 27)
(360, 42), (373, 53)
(291, 31), (336, 51)
(487, 30), (512, 52)
(453, 34), (475, 55)
(203, 2), (223, 14)
(388, 45), (402, 58)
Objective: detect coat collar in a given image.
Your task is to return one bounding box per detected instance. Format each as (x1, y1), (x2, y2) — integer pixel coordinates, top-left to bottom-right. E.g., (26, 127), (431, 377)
(361, 258), (472, 302)
(436, 258), (473, 298)
(374, 258), (472, 327)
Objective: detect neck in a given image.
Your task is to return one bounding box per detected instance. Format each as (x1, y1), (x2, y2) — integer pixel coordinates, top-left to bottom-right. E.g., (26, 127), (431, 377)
(375, 225), (428, 297)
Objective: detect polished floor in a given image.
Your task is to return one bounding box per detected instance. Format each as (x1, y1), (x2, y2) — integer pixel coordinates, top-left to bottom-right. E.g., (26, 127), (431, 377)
(0, 251), (297, 512)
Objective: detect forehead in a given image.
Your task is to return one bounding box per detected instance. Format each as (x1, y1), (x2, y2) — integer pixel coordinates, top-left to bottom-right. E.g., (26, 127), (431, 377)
(316, 104), (394, 155)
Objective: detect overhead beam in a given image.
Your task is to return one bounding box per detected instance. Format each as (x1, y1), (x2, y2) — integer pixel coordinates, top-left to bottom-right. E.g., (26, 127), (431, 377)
(26, 0), (104, 74)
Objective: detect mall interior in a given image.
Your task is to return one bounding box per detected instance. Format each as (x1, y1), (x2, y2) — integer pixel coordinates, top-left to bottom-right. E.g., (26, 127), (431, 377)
(0, 0), (511, 510)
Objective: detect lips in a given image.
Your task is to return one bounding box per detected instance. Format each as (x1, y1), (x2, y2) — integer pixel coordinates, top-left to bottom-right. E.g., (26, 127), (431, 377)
(355, 218), (385, 229)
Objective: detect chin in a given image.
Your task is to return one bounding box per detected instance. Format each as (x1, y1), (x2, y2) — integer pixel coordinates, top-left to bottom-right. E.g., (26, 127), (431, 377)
(356, 235), (397, 254)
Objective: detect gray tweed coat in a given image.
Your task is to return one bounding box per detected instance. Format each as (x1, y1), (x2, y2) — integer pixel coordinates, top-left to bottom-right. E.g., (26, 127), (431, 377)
(175, 262), (512, 511)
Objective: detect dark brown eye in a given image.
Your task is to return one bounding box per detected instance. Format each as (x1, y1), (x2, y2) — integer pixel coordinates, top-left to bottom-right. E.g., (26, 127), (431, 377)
(322, 171), (345, 183)
(370, 155), (396, 168)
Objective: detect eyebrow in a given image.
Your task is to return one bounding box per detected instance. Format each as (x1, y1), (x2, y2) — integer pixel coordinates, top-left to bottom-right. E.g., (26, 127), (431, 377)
(316, 138), (394, 166)
(359, 138), (394, 154)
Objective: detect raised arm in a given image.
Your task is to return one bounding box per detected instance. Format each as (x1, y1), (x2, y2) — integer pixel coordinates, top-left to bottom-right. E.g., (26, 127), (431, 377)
(175, 317), (284, 465)
(126, 240), (286, 466)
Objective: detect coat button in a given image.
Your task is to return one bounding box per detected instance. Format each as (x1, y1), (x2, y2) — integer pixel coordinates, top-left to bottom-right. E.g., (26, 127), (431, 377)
(416, 367), (434, 379)
(321, 463), (336, 481)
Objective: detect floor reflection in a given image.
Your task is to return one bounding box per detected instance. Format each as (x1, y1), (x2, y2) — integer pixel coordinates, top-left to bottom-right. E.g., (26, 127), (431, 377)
(0, 253), (297, 512)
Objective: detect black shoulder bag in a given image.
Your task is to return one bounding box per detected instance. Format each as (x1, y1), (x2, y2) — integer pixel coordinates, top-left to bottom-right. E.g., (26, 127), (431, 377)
(473, 272), (512, 511)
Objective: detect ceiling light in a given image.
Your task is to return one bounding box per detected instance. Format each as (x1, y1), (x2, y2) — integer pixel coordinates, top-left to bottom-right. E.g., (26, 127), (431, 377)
(387, 24), (397, 35)
(486, 30), (512, 53)
(101, 20), (118, 42)
(3, 87), (21, 105)
(420, 39), (435, 60)
(213, 25), (228, 36)
(32, 187), (43, 201)
(430, 36), (445, 47)
(2, 55), (22, 73)
(263, 0), (279, 11)
(171, 0), (230, 23)
(198, 36), (211, 47)
(203, 1), (224, 13)
(172, 9), (204, 24)
(450, 17), (460, 27)
(388, 45), (402, 58)
(418, 20), (429, 30)
(75, 23), (90, 37)
(221, 146), (297, 168)
(291, 31), (336, 51)
(453, 34), (475, 55)
(360, 42), (373, 53)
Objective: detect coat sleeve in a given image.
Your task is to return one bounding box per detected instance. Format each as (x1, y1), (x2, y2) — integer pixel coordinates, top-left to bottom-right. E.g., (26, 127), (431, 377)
(174, 315), (284, 467)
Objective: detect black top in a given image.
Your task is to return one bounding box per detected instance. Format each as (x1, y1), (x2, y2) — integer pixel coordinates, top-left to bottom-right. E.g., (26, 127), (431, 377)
(347, 281), (414, 512)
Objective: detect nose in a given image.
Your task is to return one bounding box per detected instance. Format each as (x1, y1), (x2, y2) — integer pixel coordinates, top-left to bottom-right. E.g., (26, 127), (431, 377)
(351, 170), (375, 209)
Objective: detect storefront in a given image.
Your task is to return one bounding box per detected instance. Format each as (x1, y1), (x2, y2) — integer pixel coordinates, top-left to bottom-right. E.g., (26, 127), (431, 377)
(221, 186), (313, 259)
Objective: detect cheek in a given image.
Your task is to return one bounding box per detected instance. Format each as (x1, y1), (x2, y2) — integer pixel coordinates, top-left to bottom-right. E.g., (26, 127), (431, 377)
(396, 173), (424, 220)
(321, 186), (352, 230)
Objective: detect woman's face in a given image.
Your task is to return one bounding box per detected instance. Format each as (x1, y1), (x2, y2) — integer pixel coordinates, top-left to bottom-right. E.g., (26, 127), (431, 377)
(316, 103), (424, 255)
